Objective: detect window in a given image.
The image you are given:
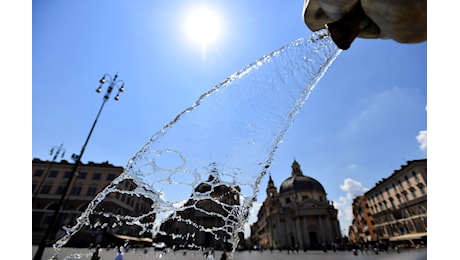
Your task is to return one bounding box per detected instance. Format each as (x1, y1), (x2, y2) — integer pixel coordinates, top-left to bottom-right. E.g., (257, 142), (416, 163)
(396, 194), (402, 204)
(407, 221), (415, 231)
(71, 186), (82, 195)
(417, 183), (426, 195)
(56, 185), (66, 195)
(49, 170), (58, 178)
(107, 173), (116, 181)
(389, 197), (395, 208)
(86, 187), (97, 196)
(64, 171), (72, 179)
(77, 172), (87, 179)
(285, 198), (291, 204)
(92, 173), (101, 180)
(412, 171), (419, 181)
(40, 184), (52, 194)
(402, 191), (409, 202)
(415, 221), (424, 232)
(410, 187), (417, 199)
(34, 169), (44, 177)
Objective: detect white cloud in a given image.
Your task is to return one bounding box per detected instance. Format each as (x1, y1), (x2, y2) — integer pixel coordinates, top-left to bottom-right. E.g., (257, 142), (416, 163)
(347, 164), (358, 170)
(244, 201), (262, 239)
(416, 130), (427, 151)
(340, 178), (368, 200)
(333, 178), (368, 235)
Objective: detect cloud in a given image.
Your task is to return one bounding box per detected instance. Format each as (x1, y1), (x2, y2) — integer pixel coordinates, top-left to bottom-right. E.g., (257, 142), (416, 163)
(333, 178), (368, 235)
(347, 164), (358, 170)
(340, 178), (368, 200)
(244, 201), (262, 239)
(416, 130), (427, 151)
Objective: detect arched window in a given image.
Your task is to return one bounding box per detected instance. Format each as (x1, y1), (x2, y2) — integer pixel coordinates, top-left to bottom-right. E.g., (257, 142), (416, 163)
(417, 183), (426, 195)
(389, 197), (395, 209)
(402, 191), (409, 202)
(396, 194), (402, 204)
(409, 187), (417, 199)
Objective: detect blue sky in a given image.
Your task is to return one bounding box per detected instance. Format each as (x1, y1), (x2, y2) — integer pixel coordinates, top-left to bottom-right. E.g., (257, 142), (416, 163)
(29, 0), (428, 239)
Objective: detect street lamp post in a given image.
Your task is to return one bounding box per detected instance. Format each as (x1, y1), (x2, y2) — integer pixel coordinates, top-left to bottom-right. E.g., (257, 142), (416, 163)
(34, 73), (125, 260)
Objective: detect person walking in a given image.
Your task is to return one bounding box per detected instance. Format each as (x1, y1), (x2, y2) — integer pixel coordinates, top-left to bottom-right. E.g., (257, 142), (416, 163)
(114, 247), (123, 260)
(206, 248), (215, 260)
(220, 250), (227, 260)
(91, 245), (101, 260)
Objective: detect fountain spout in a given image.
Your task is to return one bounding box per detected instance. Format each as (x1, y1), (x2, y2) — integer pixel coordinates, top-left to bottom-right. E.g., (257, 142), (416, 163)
(325, 2), (372, 50)
(303, 0), (426, 50)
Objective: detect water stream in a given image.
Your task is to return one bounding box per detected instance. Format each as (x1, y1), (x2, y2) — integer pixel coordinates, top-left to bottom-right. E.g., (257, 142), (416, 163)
(51, 28), (341, 259)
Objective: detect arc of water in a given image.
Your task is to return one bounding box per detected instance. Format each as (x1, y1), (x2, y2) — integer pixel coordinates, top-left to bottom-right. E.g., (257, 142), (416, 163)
(50, 29), (341, 259)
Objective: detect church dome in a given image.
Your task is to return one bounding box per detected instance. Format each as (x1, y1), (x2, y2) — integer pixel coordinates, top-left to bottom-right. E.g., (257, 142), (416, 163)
(279, 160), (326, 194)
(279, 175), (326, 194)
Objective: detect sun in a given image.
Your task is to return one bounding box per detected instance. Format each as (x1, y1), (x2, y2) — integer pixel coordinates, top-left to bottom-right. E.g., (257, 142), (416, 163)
(186, 7), (222, 47)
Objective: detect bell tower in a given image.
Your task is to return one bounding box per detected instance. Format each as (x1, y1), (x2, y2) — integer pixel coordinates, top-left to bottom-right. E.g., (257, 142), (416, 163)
(291, 159), (303, 176)
(266, 174), (277, 198)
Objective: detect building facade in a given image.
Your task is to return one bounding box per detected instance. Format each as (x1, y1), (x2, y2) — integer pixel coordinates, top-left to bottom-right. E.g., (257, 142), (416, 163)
(32, 158), (154, 247)
(250, 160), (341, 250)
(348, 159), (427, 247)
(156, 174), (244, 251)
(349, 195), (376, 244)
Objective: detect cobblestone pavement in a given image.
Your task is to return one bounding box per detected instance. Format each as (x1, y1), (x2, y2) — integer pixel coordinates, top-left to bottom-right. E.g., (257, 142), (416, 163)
(33, 246), (427, 260)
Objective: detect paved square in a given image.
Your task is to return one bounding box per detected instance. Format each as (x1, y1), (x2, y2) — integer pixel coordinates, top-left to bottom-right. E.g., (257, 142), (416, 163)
(33, 246), (427, 260)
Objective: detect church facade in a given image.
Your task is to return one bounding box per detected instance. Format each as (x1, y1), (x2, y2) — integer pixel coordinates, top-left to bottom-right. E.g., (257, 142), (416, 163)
(250, 160), (341, 250)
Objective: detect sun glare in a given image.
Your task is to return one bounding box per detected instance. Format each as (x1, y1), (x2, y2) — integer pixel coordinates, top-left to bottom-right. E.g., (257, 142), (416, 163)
(186, 7), (222, 47)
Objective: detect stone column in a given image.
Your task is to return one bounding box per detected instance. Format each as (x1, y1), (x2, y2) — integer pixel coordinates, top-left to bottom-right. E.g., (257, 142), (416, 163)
(302, 216), (310, 248)
(294, 216), (303, 248)
(324, 216), (332, 242)
(319, 215), (325, 243)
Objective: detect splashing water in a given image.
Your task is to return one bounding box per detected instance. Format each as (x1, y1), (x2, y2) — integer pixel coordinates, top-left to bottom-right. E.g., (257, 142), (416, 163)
(51, 29), (341, 259)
